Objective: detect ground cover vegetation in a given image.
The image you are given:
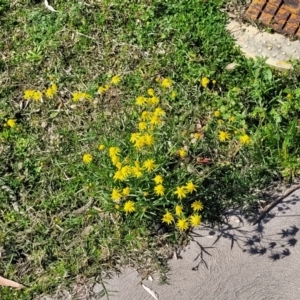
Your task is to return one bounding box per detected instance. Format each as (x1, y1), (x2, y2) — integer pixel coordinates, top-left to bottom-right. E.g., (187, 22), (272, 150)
(1, 0), (300, 298)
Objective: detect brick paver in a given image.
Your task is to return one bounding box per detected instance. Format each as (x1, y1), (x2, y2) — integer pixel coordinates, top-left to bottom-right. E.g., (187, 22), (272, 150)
(245, 0), (300, 37)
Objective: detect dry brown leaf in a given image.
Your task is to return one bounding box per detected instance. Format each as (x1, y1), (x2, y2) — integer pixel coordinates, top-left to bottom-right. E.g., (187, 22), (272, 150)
(0, 276), (24, 289)
(196, 157), (212, 164)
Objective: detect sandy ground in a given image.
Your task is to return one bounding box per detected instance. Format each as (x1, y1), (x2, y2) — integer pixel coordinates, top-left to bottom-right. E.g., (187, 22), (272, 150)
(91, 189), (300, 300)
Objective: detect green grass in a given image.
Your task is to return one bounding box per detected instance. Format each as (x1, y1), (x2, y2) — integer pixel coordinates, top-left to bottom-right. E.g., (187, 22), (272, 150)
(1, 0), (300, 298)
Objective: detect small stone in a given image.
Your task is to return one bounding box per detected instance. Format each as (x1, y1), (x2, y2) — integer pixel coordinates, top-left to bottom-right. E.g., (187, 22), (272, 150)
(258, 49), (262, 53)
(277, 45), (281, 48)
(287, 42), (291, 46)
(272, 54), (276, 57)
(282, 52), (286, 55)
(268, 47), (272, 50)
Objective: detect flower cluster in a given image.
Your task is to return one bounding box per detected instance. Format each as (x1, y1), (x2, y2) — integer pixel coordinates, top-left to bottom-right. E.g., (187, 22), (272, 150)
(24, 83), (57, 101)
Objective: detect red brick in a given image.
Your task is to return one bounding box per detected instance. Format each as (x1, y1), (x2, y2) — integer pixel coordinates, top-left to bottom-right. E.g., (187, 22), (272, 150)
(259, 11), (274, 24)
(283, 14), (300, 34)
(273, 8), (291, 31)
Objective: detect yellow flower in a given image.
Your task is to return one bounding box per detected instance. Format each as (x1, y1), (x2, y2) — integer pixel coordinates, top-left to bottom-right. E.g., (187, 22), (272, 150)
(116, 162), (122, 170)
(130, 132), (141, 143)
(138, 122), (147, 131)
(111, 188), (122, 201)
(24, 89), (35, 100)
(136, 96), (147, 106)
(201, 77), (210, 88)
(161, 78), (173, 88)
(178, 148), (187, 158)
(229, 116), (235, 122)
(212, 80), (216, 84)
(7, 119), (16, 128)
(153, 107), (166, 117)
(98, 85), (110, 93)
(131, 164), (143, 178)
(111, 155), (120, 166)
(191, 200), (204, 212)
(111, 75), (121, 85)
(240, 134), (250, 145)
(82, 153), (93, 164)
(214, 111), (220, 117)
(141, 111), (152, 121)
(286, 93), (291, 98)
(154, 184), (165, 196)
(147, 96), (159, 106)
(143, 191), (149, 197)
(147, 88), (155, 96)
(174, 186), (187, 200)
(162, 211), (174, 225)
(176, 218), (189, 231)
(150, 115), (161, 126)
(113, 170), (124, 181)
(109, 147), (121, 157)
(143, 133), (154, 146)
(218, 131), (230, 142)
(175, 205), (183, 216)
(143, 159), (156, 172)
(120, 165), (131, 179)
(190, 214), (202, 227)
(72, 92), (91, 102)
(185, 182), (197, 193)
(134, 136), (146, 149)
(171, 91), (177, 99)
(98, 144), (105, 151)
(193, 133), (201, 139)
(153, 175), (163, 185)
(32, 91), (42, 101)
(124, 200), (135, 213)
(122, 187), (131, 196)
(115, 204), (120, 209)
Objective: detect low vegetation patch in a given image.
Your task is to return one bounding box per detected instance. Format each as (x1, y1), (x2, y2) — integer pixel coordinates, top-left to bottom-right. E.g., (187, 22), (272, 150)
(1, 0), (300, 298)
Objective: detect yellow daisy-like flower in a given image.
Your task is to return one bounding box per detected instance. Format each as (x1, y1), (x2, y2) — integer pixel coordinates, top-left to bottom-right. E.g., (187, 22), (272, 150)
(111, 75), (121, 85)
(32, 91), (43, 101)
(214, 111), (220, 117)
(130, 132), (141, 143)
(45, 88), (55, 99)
(191, 200), (204, 212)
(176, 218), (189, 231)
(185, 182), (197, 193)
(153, 107), (166, 117)
(143, 133), (154, 146)
(171, 91), (177, 99)
(143, 191), (149, 197)
(109, 147), (121, 157)
(98, 84), (110, 93)
(98, 144), (105, 151)
(178, 148), (187, 158)
(134, 136), (146, 150)
(115, 204), (120, 209)
(147, 96), (160, 106)
(120, 165), (131, 179)
(175, 205), (183, 216)
(24, 89), (35, 100)
(141, 111), (152, 121)
(136, 96), (147, 106)
(111, 155), (120, 166)
(124, 200), (135, 213)
(190, 214), (202, 227)
(150, 115), (161, 126)
(230, 116), (235, 122)
(111, 188), (122, 201)
(174, 186), (187, 200)
(7, 119), (16, 128)
(82, 153), (93, 164)
(153, 175), (163, 185)
(138, 122), (147, 131)
(218, 131), (230, 142)
(161, 78), (173, 88)
(162, 211), (174, 225)
(147, 88), (155, 96)
(113, 170), (124, 181)
(240, 134), (250, 145)
(72, 92), (91, 102)
(131, 164), (143, 178)
(201, 77), (210, 88)
(122, 187), (131, 196)
(154, 184), (165, 196)
(116, 162), (122, 170)
(212, 80), (216, 84)
(143, 159), (156, 172)
(193, 133), (201, 139)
